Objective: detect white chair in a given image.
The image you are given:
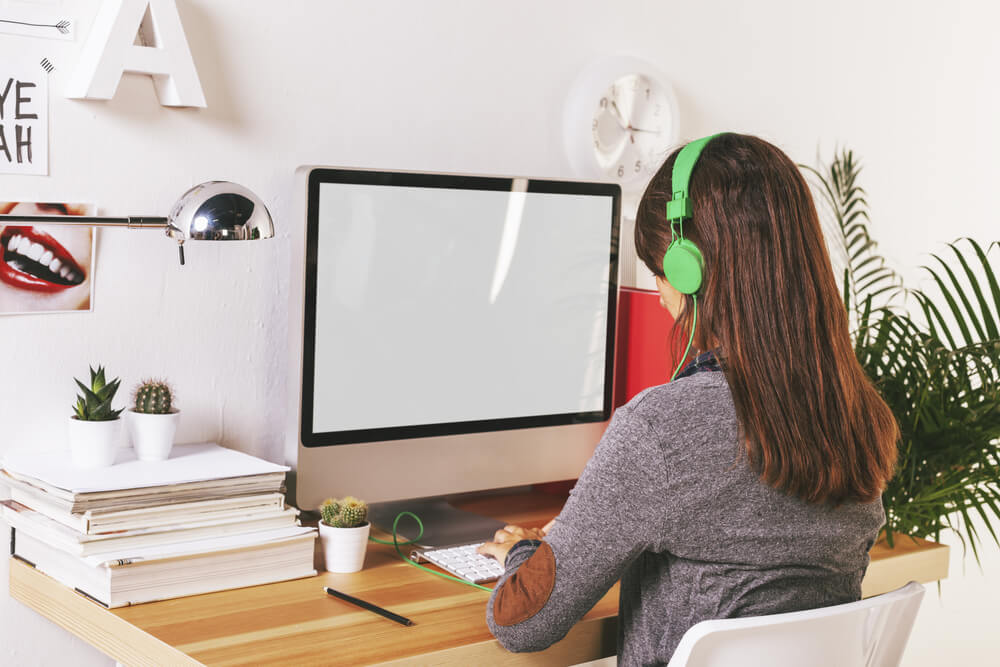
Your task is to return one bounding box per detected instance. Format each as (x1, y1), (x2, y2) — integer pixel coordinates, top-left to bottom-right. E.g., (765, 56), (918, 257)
(666, 581), (925, 667)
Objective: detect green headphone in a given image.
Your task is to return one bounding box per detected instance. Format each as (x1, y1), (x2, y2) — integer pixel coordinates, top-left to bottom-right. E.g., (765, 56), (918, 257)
(663, 133), (722, 380)
(662, 133), (722, 295)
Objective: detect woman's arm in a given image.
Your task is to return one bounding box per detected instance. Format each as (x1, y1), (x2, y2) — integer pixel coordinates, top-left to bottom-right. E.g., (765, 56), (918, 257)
(483, 405), (669, 652)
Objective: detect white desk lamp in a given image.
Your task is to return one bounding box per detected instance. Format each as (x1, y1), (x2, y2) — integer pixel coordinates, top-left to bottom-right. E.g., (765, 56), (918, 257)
(1, 181), (274, 265)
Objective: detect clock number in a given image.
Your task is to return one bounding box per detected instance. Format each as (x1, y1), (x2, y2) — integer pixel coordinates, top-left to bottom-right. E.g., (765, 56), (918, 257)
(617, 165), (625, 178)
(600, 97), (608, 109)
(646, 87), (651, 100)
(634, 160), (642, 173)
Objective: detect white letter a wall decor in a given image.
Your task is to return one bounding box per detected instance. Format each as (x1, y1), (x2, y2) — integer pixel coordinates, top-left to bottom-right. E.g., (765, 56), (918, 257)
(66, 0), (206, 107)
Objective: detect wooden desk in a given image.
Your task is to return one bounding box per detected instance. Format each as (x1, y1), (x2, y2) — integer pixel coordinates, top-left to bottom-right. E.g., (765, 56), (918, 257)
(9, 492), (949, 667)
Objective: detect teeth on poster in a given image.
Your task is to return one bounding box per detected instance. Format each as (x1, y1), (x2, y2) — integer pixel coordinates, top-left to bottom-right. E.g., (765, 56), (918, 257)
(0, 203), (97, 316)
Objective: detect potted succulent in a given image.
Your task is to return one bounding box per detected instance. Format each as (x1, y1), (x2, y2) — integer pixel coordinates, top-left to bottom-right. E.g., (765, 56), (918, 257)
(318, 496), (370, 573)
(69, 366), (125, 468)
(126, 379), (179, 461)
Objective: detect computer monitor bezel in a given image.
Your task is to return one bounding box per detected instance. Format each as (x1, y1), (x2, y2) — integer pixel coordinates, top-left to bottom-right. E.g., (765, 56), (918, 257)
(301, 168), (621, 448)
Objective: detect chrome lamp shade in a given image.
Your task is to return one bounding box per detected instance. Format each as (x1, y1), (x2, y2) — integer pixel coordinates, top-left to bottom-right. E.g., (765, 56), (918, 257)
(167, 181), (274, 242)
(1, 181), (275, 265)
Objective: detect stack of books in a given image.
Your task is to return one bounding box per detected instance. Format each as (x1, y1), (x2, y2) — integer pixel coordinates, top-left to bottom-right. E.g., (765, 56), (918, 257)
(2, 442), (316, 608)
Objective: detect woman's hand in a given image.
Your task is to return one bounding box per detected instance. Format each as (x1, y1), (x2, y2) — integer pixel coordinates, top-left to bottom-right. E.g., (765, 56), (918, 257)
(477, 522), (552, 564)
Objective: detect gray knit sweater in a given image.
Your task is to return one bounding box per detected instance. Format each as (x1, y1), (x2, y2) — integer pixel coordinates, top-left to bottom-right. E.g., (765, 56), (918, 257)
(486, 371), (885, 665)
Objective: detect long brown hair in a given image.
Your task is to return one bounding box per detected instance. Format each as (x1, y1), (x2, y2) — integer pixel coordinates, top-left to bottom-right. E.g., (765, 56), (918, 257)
(635, 133), (898, 504)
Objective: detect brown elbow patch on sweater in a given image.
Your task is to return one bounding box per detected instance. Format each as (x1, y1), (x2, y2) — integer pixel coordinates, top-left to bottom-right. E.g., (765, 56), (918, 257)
(493, 541), (556, 626)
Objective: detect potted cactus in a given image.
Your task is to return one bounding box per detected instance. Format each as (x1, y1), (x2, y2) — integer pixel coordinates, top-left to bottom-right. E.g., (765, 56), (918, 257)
(126, 379), (179, 461)
(69, 366), (125, 468)
(318, 496), (370, 573)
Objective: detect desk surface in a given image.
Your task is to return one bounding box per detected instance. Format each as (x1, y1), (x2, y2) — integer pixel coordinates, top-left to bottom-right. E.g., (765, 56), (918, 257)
(10, 491), (948, 667)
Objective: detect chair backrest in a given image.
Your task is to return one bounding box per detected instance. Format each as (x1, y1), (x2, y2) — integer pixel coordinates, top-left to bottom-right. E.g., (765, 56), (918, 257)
(666, 581), (925, 667)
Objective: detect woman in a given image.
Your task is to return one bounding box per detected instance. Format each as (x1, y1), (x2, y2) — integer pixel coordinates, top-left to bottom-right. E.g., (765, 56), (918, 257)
(478, 133), (899, 665)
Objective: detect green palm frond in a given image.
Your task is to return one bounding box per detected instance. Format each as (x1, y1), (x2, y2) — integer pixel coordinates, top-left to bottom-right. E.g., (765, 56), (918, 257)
(869, 306), (1000, 558)
(802, 149), (903, 323)
(807, 151), (1000, 565)
(914, 239), (1000, 348)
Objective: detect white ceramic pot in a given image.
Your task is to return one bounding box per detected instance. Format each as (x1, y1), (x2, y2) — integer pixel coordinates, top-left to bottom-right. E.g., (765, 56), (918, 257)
(68, 417), (122, 468)
(318, 521), (371, 573)
(127, 409), (180, 461)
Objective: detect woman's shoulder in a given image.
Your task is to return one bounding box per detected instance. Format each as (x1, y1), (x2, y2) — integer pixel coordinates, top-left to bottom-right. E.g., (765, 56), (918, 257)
(624, 371), (732, 420)
(608, 372), (738, 454)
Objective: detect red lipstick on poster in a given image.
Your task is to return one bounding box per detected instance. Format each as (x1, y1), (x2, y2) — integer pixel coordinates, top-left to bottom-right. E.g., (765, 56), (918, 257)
(0, 226), (86, 293)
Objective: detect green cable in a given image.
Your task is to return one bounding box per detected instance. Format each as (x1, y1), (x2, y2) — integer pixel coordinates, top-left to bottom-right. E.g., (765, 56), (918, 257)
(368, 511), (493, 593)
(669, 295), (698, 382)
(367, 511), (422, 546)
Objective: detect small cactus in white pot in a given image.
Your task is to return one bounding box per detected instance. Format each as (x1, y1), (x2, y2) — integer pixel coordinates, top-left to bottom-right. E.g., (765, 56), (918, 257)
(126, 379), (179, 461)
(318, 496), (370, 573)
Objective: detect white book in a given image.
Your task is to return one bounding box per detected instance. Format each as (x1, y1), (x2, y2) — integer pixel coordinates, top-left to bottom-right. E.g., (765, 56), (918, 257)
(12, 528), (317, 608)
(80, 524), (316, 566)
(3, 442), (289, 494)
(1, 443), (288, 513)
(7, 488), (286, 534)
(2, 500), (300, 557)
(2, 471), (286, 514)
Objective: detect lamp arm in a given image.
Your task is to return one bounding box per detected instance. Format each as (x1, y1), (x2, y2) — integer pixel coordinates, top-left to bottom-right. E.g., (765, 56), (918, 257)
(0, 214), (169, 229)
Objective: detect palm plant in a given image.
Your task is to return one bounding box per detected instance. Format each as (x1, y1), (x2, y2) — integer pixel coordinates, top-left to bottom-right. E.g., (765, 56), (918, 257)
(805, 149), (1000, 563)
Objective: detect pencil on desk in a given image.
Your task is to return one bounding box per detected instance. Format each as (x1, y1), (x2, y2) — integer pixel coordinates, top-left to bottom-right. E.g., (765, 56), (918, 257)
(323, 586), (414, 626)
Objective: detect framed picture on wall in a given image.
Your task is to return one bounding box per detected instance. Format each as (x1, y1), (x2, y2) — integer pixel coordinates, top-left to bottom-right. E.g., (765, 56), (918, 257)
(0, 202), (97, 315)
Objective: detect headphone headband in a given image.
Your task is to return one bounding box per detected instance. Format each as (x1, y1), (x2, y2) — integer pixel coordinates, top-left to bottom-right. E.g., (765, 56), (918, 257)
(662, 132), (725, 381)
(661, 133), (723, 296)
(666, 133), (723, 223)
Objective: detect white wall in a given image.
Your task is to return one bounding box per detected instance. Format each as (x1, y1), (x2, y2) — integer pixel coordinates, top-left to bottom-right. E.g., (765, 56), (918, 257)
(1, 0), (997, 664)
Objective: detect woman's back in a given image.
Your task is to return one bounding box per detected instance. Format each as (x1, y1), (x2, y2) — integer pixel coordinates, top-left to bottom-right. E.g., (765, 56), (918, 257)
(486, 366), (883, 664)
(618, 370), (883, 663)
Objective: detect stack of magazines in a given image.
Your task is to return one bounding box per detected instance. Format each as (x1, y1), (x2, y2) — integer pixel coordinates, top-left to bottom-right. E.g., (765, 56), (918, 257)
(1, 442), (316, 608)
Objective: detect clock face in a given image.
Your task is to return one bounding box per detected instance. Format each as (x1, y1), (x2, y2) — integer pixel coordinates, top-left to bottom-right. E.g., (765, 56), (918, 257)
(591, 74), (674, 185)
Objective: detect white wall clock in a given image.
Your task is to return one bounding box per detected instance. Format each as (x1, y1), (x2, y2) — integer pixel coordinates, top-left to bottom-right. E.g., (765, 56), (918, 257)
(563, 56), (680, 189)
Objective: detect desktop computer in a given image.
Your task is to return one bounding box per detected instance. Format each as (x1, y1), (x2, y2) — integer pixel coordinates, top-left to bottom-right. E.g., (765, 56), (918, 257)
(286, 167), (620, 547)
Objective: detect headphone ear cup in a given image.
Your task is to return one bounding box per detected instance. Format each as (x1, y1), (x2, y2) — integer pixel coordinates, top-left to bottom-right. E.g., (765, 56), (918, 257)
(662, 238), (704, 295)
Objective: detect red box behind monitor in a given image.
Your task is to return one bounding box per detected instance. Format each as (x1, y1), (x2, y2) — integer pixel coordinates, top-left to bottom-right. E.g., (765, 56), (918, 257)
(613, 286), (680, 408)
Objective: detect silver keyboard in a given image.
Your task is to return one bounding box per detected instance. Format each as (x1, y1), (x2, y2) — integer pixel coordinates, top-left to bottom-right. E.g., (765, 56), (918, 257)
(412, 543), (505, 584)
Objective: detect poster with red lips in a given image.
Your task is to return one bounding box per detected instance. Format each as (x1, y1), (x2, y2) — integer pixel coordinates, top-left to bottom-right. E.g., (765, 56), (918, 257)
(0, 202), (95, 314)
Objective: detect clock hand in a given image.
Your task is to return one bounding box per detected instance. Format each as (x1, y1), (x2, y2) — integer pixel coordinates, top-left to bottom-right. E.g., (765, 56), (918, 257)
(609, 100), (630, 130)
(610, 100), (658, 134)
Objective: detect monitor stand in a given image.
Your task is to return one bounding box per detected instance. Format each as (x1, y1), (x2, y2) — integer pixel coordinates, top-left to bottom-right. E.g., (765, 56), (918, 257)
(369, 497), (507, 548)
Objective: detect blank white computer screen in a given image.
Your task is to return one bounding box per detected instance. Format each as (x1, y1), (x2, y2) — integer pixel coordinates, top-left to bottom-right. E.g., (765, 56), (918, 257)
(307, 176), (617, 440)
